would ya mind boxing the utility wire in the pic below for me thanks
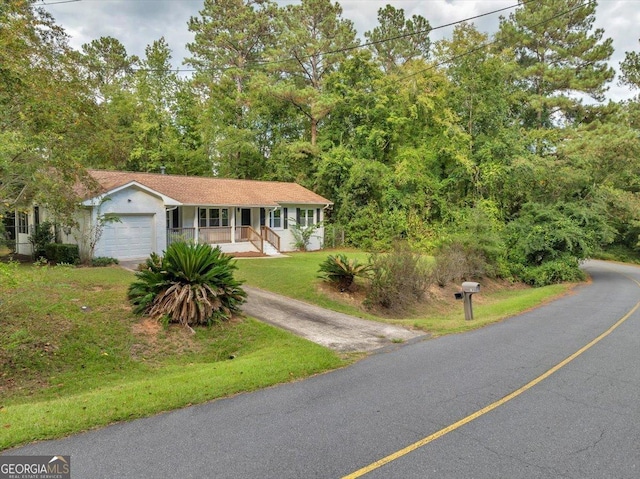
[79,0,541,74]
[397,0,593,83]
[251,0,543,68]
[40,0,81,5]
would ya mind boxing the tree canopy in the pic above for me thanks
[2,0,639,281]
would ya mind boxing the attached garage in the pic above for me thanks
[99,214,155,260]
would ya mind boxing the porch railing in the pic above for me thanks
[245,226,263,253]
[167,227,196,245]
[261,226,280,251]
[199,227,232,244]
[235,226,250,242]
[167,226,280,254]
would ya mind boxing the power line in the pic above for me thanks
[396,0,593,84]
[129,0,539,74]
[319,0,542,58]
[40,0,81,5]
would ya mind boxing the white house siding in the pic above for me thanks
[91,186,166,260]
[278,204,325,252]
[182,206,196,229]
[15,207,54,256]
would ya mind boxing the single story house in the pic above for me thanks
[9,169,333,260]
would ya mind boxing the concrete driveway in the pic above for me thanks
[121,261,425,352]
[242,285,425,352]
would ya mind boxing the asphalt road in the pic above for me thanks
[5,260,640,478]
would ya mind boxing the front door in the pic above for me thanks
[241,209,251,226]
[240,209,251,240]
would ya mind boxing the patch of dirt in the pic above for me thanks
[316,281,368,309]
[131,317,163,337]
[315,277,531,319]
[130,318,204,363]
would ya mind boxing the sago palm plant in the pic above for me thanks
[318,253,371,291]
[128,243,246,327]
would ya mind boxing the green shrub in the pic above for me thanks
[318,253,371,291]
[44,243,79,264]
[289,220,321,251]
[91,256,119,267]
[505,201,614,267]
[516,256,586,287]
[127,243,247,327]
[28,221,55,259]
[365,241,429,312]
[431,204,508,286]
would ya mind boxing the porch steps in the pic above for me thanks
[263,242,280,256]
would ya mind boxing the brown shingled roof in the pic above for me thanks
[85,170,332,207]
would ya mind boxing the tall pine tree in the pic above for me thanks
[497,0,614,129]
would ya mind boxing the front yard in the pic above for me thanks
[0,250,572,450]
[0,262,345,450]
[235,250,571,336]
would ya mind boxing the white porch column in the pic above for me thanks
[231,207,236,244]
[193,207,199,244]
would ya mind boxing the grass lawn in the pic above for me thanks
[235,250,573,336]
[0,263,346,450]
[1,249,574,450]
[236,249,380,319]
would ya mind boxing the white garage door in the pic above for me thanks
[100,215,154,260]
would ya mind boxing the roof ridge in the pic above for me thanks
[87,169,295,185]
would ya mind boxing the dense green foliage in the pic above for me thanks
[128,243,246,326]
[28,221,55,259]
[3,0,640,283]
[90,256,119,267]
[44,243,80,264]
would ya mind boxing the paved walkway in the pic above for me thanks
[242,286,425,352]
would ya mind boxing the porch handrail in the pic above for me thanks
[199,226,232,244]
[167,227,196,246]
[246,226,263,253]
[261,226,280,252]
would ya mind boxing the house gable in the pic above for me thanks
[81,181,180,208]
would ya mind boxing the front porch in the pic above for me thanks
[167,225,281,256]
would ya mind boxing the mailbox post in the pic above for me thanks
[454,281,480,321]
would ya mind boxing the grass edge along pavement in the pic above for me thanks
[0,322,346,450]
[234,250,574,337]
[1,251,573,450]
[0,264,346,451]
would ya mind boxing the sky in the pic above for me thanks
[41,0,640,102]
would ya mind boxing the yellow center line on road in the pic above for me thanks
[343,295,640,479]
